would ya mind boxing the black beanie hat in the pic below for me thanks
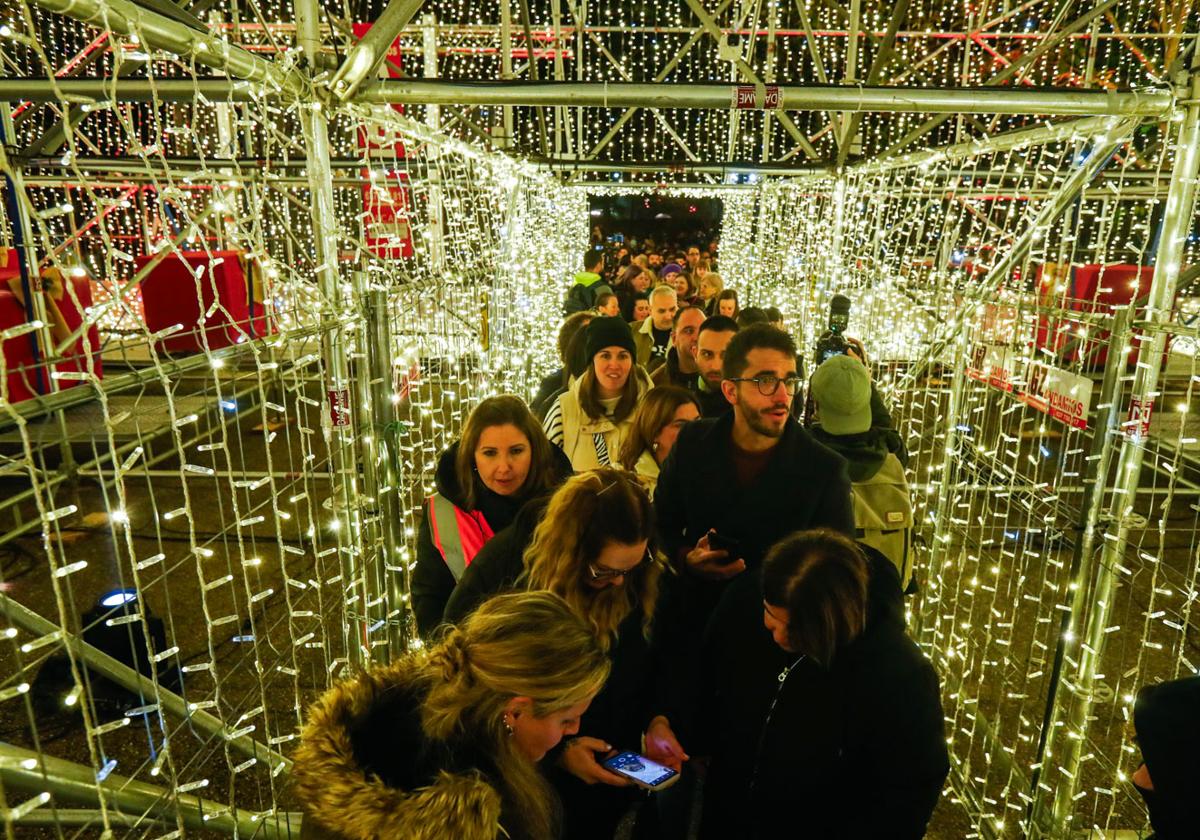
[585,316,637,361]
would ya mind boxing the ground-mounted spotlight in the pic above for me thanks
[30,588,180,718]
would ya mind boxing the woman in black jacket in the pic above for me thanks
[444,469,687,840]
[696,529,948,839]
[293,592,611,840]
[412,396,571,637]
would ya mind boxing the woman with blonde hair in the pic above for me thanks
[543,317,653,472]
[618,386,700,498]
[293,591,611,840]
[444,469,687,840]
[697,272,724,315]
[414,395,571,636]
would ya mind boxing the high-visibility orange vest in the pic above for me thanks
[427,494,495,581]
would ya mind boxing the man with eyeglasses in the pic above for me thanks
[656,323,854,580]
[650,325,854,837]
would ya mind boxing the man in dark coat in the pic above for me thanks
[691,315,738,418]
[1132,674,1200,838]
[651,306,705,389]
[653,324,854,735]
[695,539,949,838]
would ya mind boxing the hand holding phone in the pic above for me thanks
[560,737,630,787]
[684,531,745,580]
[601,751,680,790]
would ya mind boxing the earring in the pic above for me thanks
[652,442,659,452]
[502,714,514,736]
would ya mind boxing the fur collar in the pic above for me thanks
[292,658,503,840]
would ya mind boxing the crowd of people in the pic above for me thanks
[292,238,1195,840]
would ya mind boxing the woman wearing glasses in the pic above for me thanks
[444,469,687,840]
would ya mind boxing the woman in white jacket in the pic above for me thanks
[544,316,653,471]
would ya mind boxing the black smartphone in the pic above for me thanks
[706,530,741,562]
[601,751,679,790]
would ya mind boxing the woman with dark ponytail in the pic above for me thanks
[293,592,610,840]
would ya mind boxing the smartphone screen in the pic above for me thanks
[602,751,678,788]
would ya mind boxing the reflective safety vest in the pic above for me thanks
[427,494,495,582]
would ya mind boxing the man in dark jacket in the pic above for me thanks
[653,325,854,737]
[692,315,738,418]
[696,535,949,838]
[563,248,612,315]
[1132,675,1200,838]
[651,305,705,389]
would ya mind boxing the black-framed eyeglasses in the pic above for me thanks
[727,375,803,397]
[588,547,654,580]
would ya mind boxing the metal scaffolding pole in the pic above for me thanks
[0,593,292,772]
[329,0,427,100]
[28,0,302,97]
[294,0,365,669]
[354,80,1175,117]
[1036,58,1200,838]
[0,742,298,839]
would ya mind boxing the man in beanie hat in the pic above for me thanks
[810,354,914,589]
[544,316,653,471]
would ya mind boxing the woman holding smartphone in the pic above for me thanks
[444,469,688,840]
[293,592,610,840]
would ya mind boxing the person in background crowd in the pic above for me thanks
[697,273,723,316]
[648,252,664,270]
[564,249,612,316]
[652,306,705,389]
[533,313,594,420]
[694,258,711,283]
[809,354,915,589]
[763,305,784,331]
[629,292,651,324]
[594,292,621,318]
[661,262,683,284]
[1130,674,1200,839]
[715,288,739,320]
[632,285,679,372]
[293,592,610,840]
[685,245,701,273]
[620,268,654,321]
[544,317,654,471]
[670,271,700,310]
[444,470,687,840]
[413,396,571,637]
[619,387,701,499]
[692,316,739,418]
[737,306,769,328]
[696,529,948,838]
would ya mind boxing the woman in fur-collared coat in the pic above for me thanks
[292,592,611,840]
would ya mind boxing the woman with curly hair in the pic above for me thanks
[293,591,610,840]
[444,469,687,840]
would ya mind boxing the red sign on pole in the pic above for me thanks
[733,85,782,109]
[329,388,351,427]
[1126,397,1153,439]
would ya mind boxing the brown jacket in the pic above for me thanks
[292,658,504,840]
